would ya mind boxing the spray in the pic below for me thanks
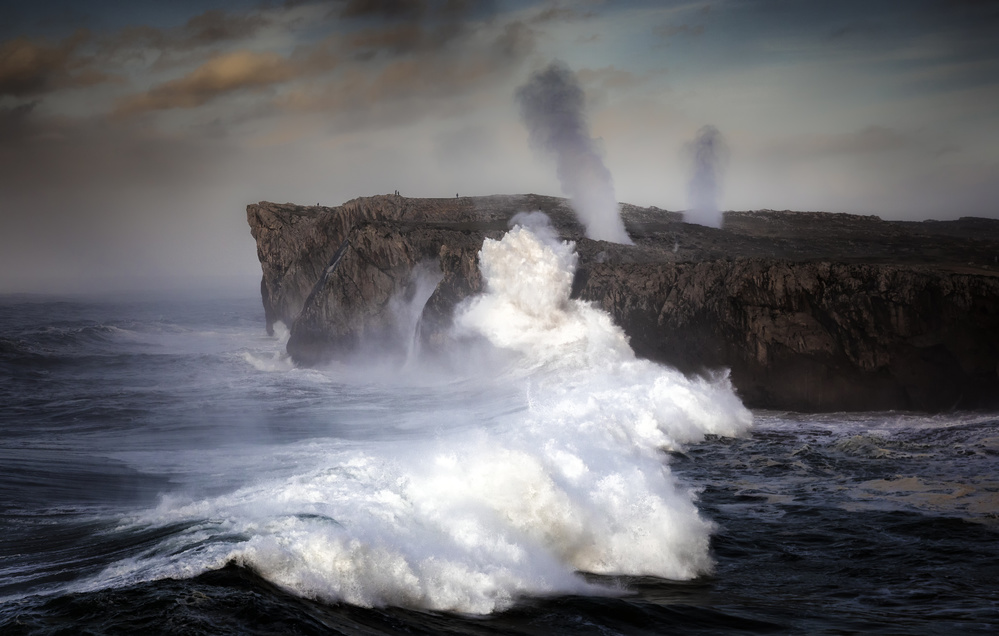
[82,219,752,615]
[684,125,727,228]
[516,61,632,244]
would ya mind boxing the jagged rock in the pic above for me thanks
[575,259,999,411]
[287,220,498,364]
[247,194,999,412]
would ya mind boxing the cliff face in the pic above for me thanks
[576,260,999,411]
[246,195,575,336]
[247,194,999,412]
[287,221,498,365]
[248,197,424,335]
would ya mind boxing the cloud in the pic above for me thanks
[101,8,273,58]
[182,9,271,48]
[337,0,429,19]
[577,66,645,91]
[114,50,298,116]
[530,3,596,24]
[493,20,536,59]
[347,23,439,55]
[0,30,113,97]
[278,54,499,121]
[339,0,500,58]
[764,125,911,161]
[275,17,534,126]
[334,0,499,22]
[105,0,526,121]
[653,23,705,39]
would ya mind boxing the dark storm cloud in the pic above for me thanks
[346,21,470,56]
[114,50,298,117]
[337,0,500,58]
[0,6,276,102]
[278,37,530,123]
[105,0,526,119]
[182,9,271,48]
[650,0,998,77]
[99,7,272,63]
[335,0,491,20]
[0,30,115,97]
[933,0,999,29]
[347,23,427,54]
[529,3,597,24]
[273,9,535,126]
[338,0,428,19]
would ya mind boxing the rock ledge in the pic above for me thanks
[247,194,999,412]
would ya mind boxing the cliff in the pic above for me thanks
[247,194,999,412]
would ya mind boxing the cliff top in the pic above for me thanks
[251,194,999,275]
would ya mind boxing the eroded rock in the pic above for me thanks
[247,194,999,411]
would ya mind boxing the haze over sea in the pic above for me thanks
[1,224,997,634]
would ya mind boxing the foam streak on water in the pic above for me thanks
[2,287,999,632]
[75,222,752,614]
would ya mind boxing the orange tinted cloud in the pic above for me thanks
[0,31,111,97]
[114,50,297,116]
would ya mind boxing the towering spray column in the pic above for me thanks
[684,125,727,228]
[516,61,632,245]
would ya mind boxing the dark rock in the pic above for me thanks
[247,194,999,412]
[287,220,497,364]
[575,259,999,411]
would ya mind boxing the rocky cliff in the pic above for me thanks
[247,194,999,412]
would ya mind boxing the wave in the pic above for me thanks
[81,217,752,614]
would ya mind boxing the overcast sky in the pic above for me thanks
[2,0,997,293]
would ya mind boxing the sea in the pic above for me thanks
[1,223,998,635]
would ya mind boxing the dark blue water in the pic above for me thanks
[1,293,997,634]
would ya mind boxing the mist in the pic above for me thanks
[684,125,727,228]
[515,61,632,244]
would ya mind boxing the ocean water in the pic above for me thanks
[1,225,998,634]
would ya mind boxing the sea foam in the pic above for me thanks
[92,217,752,613]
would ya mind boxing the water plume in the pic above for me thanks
[516,61,632,244]
[83,218,751,615]
[684,125,727,228]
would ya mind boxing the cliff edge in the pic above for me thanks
[247,194,999,412]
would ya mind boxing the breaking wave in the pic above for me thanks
[83,219,751,614]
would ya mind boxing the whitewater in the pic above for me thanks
[1,217,997,634]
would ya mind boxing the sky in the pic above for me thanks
[1,0,997,293]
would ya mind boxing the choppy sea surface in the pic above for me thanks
[2,227,998,634]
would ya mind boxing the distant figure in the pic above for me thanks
[456,192,459,198]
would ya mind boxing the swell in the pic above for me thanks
[0,564,782,636]
[5,494,996,636]
[41,222,751,615]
